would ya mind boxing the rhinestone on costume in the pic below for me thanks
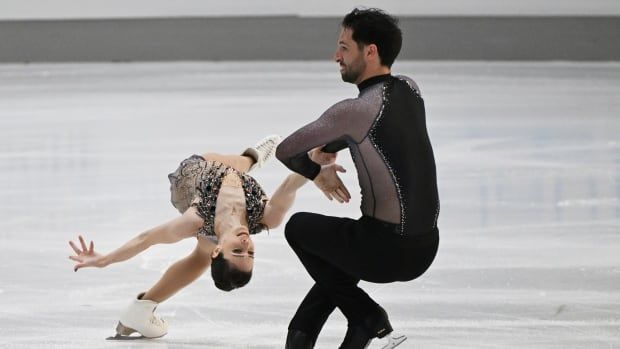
[368,79,406,234]
[193,160,268,239]
[398,76,422,98]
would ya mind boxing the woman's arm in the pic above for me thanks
[69,207,203,271]
[260,173,308,229]
[260,147,338,229]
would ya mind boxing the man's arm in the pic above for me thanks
[321,140,349,154]
[262,147,341,228]
[276,98,364,180]
[69,208,203,271]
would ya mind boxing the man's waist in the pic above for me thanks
[359,215,438,237]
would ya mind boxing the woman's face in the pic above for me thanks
[212,227,255,272]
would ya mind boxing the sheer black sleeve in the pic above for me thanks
[276,98,368,179]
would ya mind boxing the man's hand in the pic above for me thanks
[69,235,105,272]
[309,147,337,166]
[313,163,351,203]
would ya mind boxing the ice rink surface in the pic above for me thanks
[0,61,619,348]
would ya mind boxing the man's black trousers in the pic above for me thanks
[285,212,439,340]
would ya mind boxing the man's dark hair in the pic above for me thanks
[341,8,402,68]
[211,253,252,291]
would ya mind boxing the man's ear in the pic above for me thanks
[211,245,222,259]
[366,44,379,59]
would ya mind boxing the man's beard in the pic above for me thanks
[340,59,365,84]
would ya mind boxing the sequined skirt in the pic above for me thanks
[168,154,211,214]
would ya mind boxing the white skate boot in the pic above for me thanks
[107,293,168,340]
[242,134,282,172]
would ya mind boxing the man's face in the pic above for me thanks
[334,27,366,84]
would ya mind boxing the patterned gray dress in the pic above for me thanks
[168,155,268,239]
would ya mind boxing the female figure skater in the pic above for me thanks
[68,136,336,339]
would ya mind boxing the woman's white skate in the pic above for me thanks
[243,134,282,172]
[106,293,168,340]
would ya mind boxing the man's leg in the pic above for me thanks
[284,213,390,343]
[287,284,336,347]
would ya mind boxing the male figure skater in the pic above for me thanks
[276,8,440,349]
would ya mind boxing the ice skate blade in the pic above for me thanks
[106,322,142,340]
[106,334,147,341]
[380,334,407,349]
[106,321,167,340]
[116,321,136,336]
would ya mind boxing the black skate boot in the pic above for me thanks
[339,307,406,349]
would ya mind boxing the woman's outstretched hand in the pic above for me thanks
[69,235,105,272]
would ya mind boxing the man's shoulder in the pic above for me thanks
[393,74,416,85]
[330,96,367,110]
[322,95,378,119]
[393,74,422,95]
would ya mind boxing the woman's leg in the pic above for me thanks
[201,135,281,173]
[201,152,255,173]
[142,240,212,303]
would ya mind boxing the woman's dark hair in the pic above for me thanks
[341,8,402,68]
[211,253,252,291]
